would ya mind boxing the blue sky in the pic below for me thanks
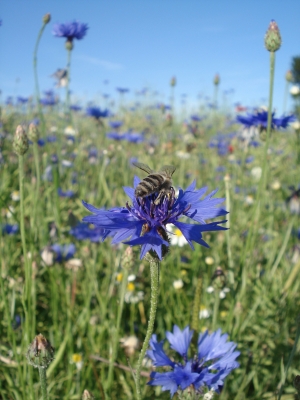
[1,0,300,114]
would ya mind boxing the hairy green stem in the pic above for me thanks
[38,367,48,400]
[224,176,234,285]
[135,260,159,400]
[239,51,276,292]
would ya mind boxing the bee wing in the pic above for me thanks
[159,165,176,177]
[132,162,154,174]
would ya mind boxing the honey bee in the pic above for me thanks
[132,162,176,205]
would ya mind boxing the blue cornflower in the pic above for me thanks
[51,243,76,262]
[237,110,295,130]
[116,87,129,94]
[70,222,106,243]
[109,120,123,129]
[147,325,240,398]
[123,131,144,143]
[40,97,56,106]
[58,188,75,198]
[70,105,82,112]
[52,21,88,41]
[106,131,125,141]
[82,178,228,260]
[17,96,29,104]
[86,107,109,119]
[190,114,203,122]
[2,224,19,235]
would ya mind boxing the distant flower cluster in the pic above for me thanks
[237,110,295,130]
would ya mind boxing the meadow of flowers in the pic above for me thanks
[1,15,300,400]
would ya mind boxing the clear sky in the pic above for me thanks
[1,0,300,114]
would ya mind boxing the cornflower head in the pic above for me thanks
[52,20,88,49]
[147,325,240,398]
[86,106,110,120]
[82,175,228,261]
[236,109,295,131]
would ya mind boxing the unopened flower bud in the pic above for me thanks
[170,76,176,87]
[285,70,293,83]
[26,334,54,369]
[82,390,95,399]
[264,20,281,52]
[213,74,220,86]
[28,123,39,142]
[13,125,29,155]
[43,13,51,24]
[65,39,74,51]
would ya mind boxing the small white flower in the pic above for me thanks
[128,274,136,282]
[271,180,281,190]
[206,286,214,294]
[168,224,188,247]
[41,248,54,266]
[290,85,300,96]
[199,307,210,319]
[251,166,262,180]
[173,279,184,290]
[62,160,73,168]
[176,150,190,159]
[120,335,139,356]
[50,126,57,133]
[203,389,215,400]
[292,121,300,131]
[11,191,20,201]
[124,291,144,304]
[245,195,254,205]
[64,126,77,136]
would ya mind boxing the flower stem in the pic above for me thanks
[107,267,128,390]
[66,48,72,122]
[135,259,160,400]
[191,277,202,332]
[19,155,32,340]
[38,367,48,400]
[33,22,47,135]
[239,51,276,292]
[32,142,41,242]
[212,290,220,331]
[277,316,300,400]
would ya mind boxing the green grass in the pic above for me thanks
[0,106,300,399]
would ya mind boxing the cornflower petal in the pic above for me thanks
[166,325,194,357]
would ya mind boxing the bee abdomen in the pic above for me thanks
[135,174,165,197]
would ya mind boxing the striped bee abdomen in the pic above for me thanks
[135,174,165,197]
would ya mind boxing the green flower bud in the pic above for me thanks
[213,74,220,86]
[82,390,95,400]
[170,76,176,87]
[65,39,74,51]
[43,13,51,24]
[285,70,293,83]
[13,125,29,155]
[28,123,39,143]
[26,334,54,369]
[264,20,281,52]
